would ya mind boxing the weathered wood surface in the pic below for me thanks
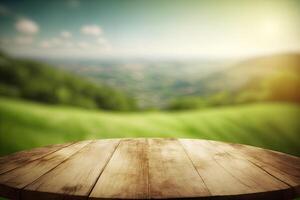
[0,138,299,200]
[90,139,148,199]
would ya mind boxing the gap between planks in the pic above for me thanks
[1,138,298,200]
[1,137,212,198]
[85,139,122,198]
[0,142,75,176]
[17,141,93,198]
[179,139,293,199]
[177,139,212,196]
[0,141,93,199]
[207,140,296,192]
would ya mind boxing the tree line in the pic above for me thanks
[0,52,137,111]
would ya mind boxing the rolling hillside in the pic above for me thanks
[50,59,231,108]
[195,53,300,95]
[0,52,136,111]
[51,53,300,108]
[168,53,300,110]
[1,97,299,156]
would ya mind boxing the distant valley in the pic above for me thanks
[47,53,300,109]
[48,59,233,108]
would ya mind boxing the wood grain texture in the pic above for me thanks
[209,140,300,195]
[0,141,90,199]
[0,143,71,175]
[89,139,149,199]
[148,138,210,199]
[22,139,120,200]
[180,139,293,199]
[0,138,299,200]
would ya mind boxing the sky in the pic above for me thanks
[0,0,300,59]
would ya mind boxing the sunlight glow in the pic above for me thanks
[259,17,284,41]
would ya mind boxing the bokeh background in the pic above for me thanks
[0,0,299,158]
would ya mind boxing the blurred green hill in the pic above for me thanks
[1,52,299,111]
[0,52,136,111]
[0,97,299,156]
[51,53,300,109]
[168,53,300,110]
[0,52,299,158]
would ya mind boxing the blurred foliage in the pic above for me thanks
[167,92,232,111]
[0,52,137,111]
[60,53,300,110]
[1,51,299,112]
[1,97,299,157]
[235,70,300,104]
[167,67,300,110]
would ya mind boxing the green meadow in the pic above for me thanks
[1,97,299,156]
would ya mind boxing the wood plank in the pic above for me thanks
[0,143,72,175]
[180,139,292,199]
[148,138,210,199]
[22,139,120,200]
[89,139,149,200]
[210,141,300,194]
[180,139,255,196]
[0,138,298,200]
[0,141,90,199]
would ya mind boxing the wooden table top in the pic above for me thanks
[0,138,299,200]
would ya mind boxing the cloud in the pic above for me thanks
[96,37,107,45]
[15,18,39,35]
[40,41,51,48]
[81,25,102,36]
[39,37,61,48]
[96,37,111,50]
[61,31,72,38]
[77,41,89,48]
[62,41,74,48]
[50,37,62,45]
[15,36,34,45]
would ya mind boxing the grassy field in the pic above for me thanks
[0,97,299,156]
